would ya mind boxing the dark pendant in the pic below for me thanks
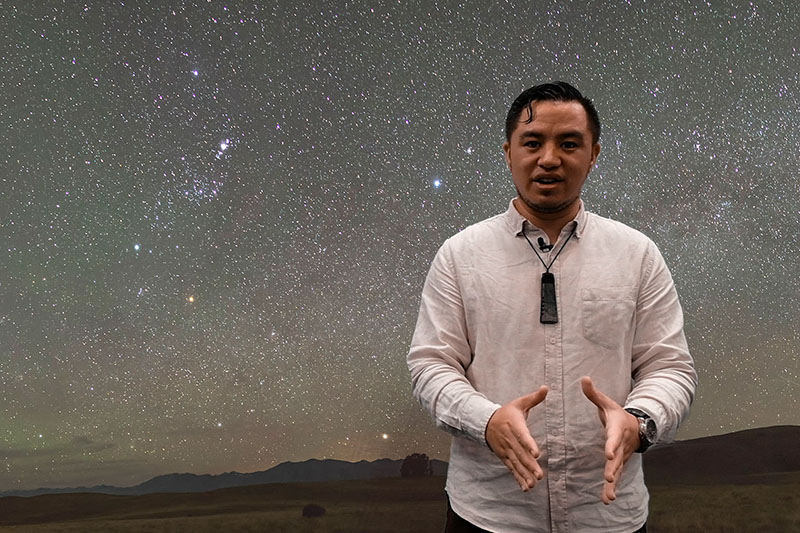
[540,272,558,324]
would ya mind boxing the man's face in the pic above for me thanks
[503,101,600,220]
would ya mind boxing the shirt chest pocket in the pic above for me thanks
[581,287,637,349]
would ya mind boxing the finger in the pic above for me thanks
[519,450,543,482]
[516,385,549,414]
[503,456,532,491]
[605,424,623,461]
[603,479,616,504]
[517,424,541,459]
[510,429,544,482]
[502,447,539,491]
[604,442,624,483]
[508,414,544,478]
[612,452,624,482]
[603,442,625,504]
[488,410,542,489]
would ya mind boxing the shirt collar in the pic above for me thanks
[503,198,589,240]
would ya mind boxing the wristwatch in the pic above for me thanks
[624,408,657,453]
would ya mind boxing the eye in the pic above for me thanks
[562,141,578,149]
[524,141,540,148]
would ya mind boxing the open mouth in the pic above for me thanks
[534,177,560,184]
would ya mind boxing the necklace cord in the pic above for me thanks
[521,224,577,272]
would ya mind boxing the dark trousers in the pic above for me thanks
[445,498,647,532]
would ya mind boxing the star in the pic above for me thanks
[5,0,798,494]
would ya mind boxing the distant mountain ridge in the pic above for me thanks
[643,424,800,484]
[0,457,449,498]
[3,425,797,498]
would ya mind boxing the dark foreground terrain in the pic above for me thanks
[2,472,799,532]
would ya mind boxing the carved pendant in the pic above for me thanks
[540,272,558,324]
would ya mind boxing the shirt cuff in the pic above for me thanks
[460,395,502,445]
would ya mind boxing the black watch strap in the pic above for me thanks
[624,408,657,453]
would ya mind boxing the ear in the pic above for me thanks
[503,141,512,171]
[589,143,601,169]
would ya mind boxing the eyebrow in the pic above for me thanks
[518,130,586,140]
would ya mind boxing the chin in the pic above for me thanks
[524,196,576,215]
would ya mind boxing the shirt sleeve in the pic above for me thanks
[407,241,501,445]
[625,240,698,444]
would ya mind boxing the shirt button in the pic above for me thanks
[549,337,557,344]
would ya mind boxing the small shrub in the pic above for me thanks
[401,453,432,477]
[302,503,326,518]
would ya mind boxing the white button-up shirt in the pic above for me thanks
[408,200,697,532]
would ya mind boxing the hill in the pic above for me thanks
[0,457,449,498]
[1,425,797,499]
[1,426,798,531]
[643,425,800,484]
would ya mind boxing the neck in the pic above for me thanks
[513,197,580,243]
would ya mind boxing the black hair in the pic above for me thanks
[505,81,600,144]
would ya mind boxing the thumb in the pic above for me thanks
[580,376,610,409]
[516,385,549,415]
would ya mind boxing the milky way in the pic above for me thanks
[2,1,798,490]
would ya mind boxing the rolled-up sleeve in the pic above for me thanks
[626,240,698,444]
[407,242,501,445]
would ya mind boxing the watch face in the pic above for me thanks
[625,408,656,451]
[642,418,656,443]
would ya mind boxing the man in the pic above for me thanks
[408,82,697,532]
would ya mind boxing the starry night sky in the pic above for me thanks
[2,1,798,491]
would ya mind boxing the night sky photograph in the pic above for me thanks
[2,0,799,497]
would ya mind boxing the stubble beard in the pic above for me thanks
[516,187,580,216]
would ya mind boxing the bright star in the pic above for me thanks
[133,244,140,251]
[433,179,441,188]
[191,70,199,77]
[382,433,389,440]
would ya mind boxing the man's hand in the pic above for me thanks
[581,376,640,505]
[485,386,549,492]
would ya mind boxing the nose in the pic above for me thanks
[538,144,560,168]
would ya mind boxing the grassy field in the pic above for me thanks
[647,476,800,533]
[1,474,798,532]
[0,477,448,532]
